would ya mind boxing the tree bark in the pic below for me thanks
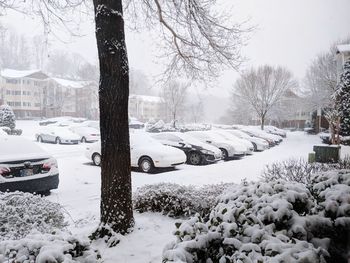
[260,114,265,130]
[93,0,134,234]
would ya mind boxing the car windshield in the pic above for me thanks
[131,132,162,146]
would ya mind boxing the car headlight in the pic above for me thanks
[200,149,213,155]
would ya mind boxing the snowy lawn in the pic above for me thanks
[13,120,350,262]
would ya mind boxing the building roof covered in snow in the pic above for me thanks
[51,77,94,89]
[0,69,49,80]
[336,44,350,53]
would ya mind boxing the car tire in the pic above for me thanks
[252,142,257,152]
[92,153,101,166]
[55,137,61,144]
[188,151,202,165]
[220,148,229,160]
[139,157,154,173]
[81,137,86,143]
[37,136,43,143]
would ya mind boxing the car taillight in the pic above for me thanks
[42,158,58,172]
[0,166,11,178]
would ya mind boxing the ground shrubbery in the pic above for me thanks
[0,192,67,241]
[163,170,350,263]
[0,192,101,262]
[133,183,235,218]
[261,157,350,186]
[0,231,101,263]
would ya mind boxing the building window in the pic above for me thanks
[6,79,18,84]
[6,90,11,95]
[35,103,41,107]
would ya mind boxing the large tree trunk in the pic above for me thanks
[93,0,134,234]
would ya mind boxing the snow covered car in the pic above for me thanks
[85,132,187,173]
[35,126,81,144]
[186,130,247,159]
[212,130,255,155]
[151,132,222,165]
[80,120,100,130]
[39,116,86,126]
[69,126,100,143]
[0,136,59,193]
[240,127,282,146]
[226,129,269,151]
[264,125,287,138]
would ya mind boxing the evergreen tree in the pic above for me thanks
[0,104,16,130]
[335,60,350,135]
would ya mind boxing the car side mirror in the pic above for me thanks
[179,142,185,147]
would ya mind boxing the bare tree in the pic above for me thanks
[1,0,249,235]
[189,99,204,123]
[233,65,297,130]
[161,80,189,126]
[303,37,350,141]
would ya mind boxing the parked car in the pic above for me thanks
[0,136,59,193]
[39,116,86,126]
[186,130,247,159]
[264,125,287,138]
[225,129,269,151]
[80,120,100,130]
[35,126,81,144]
[240,127,282,146]
[212,130,255,155]
[69,126,100,143]
[151,132,222,165]
[85,132,187,173]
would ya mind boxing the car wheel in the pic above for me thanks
[139,157,154,173]
[188,151,202,165]
[252,142,257,151]
[37,136,43,143]
[92,153,101,166]
[220,148,229,160]
[55,137,61,144]
[81,137,86,143]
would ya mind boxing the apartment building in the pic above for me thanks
[336,44,350,80]
[0,69,98,119]
[129,94,164,122]
[0,69,49,118]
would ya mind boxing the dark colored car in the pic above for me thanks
[0,136,59,194]
[151,132,222,165]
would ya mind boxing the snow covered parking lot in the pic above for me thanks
[11,120,350,262]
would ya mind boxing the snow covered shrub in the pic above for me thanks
[133,183,234,218]
[163,171,350,263]
[0,192,67,241]
[261,157,350,187]
[0,231,101,263]
[1,127,22,135]
[0,104,16,130]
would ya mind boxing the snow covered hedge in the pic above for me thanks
[0,231,101,263]
[133,183,234,218]
[0,192,67,241]
[163,170,350,262]
[0,192,101,262]
[261,157,350,187]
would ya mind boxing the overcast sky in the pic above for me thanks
[1,0,350,100]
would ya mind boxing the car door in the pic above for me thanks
[129,136,138,167]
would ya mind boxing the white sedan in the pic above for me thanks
[226,129,269,151]
[186,130,248,160]
[69,126,100,143]
[85,132,187,173]
[213,130,255,155]
[35,126,81,144]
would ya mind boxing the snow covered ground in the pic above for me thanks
[14,120,350,262]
